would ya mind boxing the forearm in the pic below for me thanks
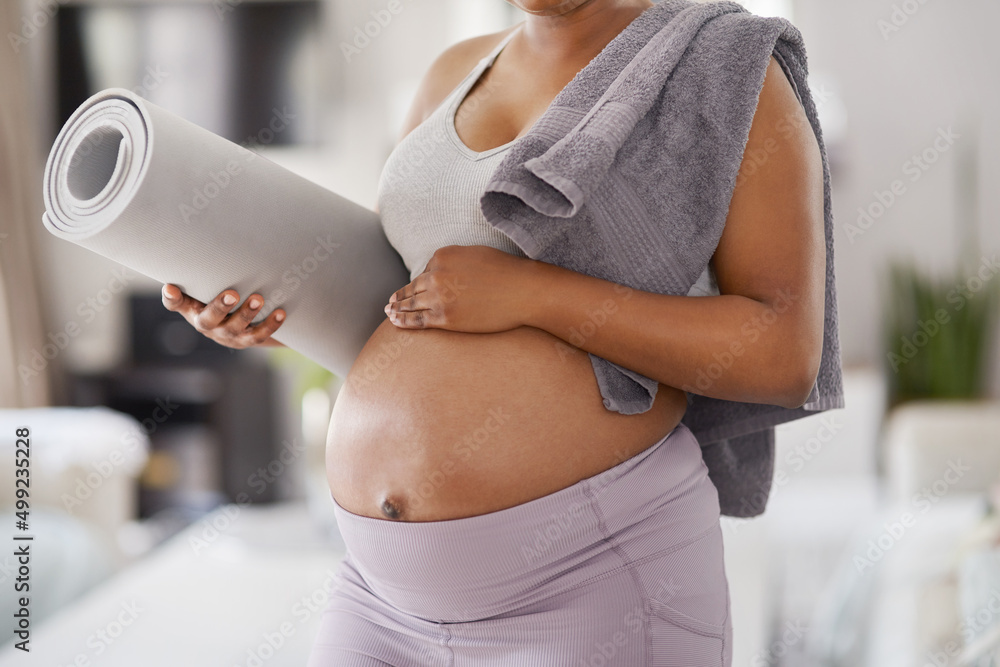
[522,260,817,409]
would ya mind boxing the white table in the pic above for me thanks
[0,501,347,667]
[862,497,988,667]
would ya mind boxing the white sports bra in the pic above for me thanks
[377,28,719,295]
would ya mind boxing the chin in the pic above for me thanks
[506,0,598,16]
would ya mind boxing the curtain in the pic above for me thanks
[0,1,52,407]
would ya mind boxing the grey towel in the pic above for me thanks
[481,0,845,517]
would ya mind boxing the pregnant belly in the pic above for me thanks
[325,319,688,522]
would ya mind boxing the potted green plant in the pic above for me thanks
[882,258,999,408]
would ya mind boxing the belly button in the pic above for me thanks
[380,497,403,520]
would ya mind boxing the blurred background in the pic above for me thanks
[1,0,998,665]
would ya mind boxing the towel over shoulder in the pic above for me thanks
[480,0,844,518]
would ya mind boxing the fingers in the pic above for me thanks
[247,308,286,345]
[223,297,284,346]
[230,293,264,329]
[202,291,286,346]
[162,284,285,347]
[161,283,205,314]
[193,289,240,332]
[390,290,427,313]
[387,274,441,328]
[389,275,426,305]
[385,291,437,328]
[386,307,435,329]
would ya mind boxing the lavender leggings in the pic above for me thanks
[308,422,732,666]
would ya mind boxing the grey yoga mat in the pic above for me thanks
[42,88,409,377]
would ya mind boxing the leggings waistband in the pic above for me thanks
[331,422,720,623]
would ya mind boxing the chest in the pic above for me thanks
[452,57,587,154]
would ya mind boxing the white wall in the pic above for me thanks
[792,0,1000,394]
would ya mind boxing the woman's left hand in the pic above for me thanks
[384,245,538,333]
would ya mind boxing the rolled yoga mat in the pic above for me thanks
[42,88,409,377]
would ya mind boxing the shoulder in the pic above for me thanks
[756,55,802,119]
[396,26,520,142]
[748,55,816,161]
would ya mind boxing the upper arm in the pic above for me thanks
[710,56,826,394]
[395,28,517,143]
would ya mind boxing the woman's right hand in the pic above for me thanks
[161,284,286,349]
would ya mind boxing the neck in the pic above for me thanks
[516,0,655,62]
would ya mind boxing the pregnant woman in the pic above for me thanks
[163,0,829,664]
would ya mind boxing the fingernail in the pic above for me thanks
[163,286,175,300]
[275,311,285,322]
[249,298,261,309]
[223,294,237,306]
